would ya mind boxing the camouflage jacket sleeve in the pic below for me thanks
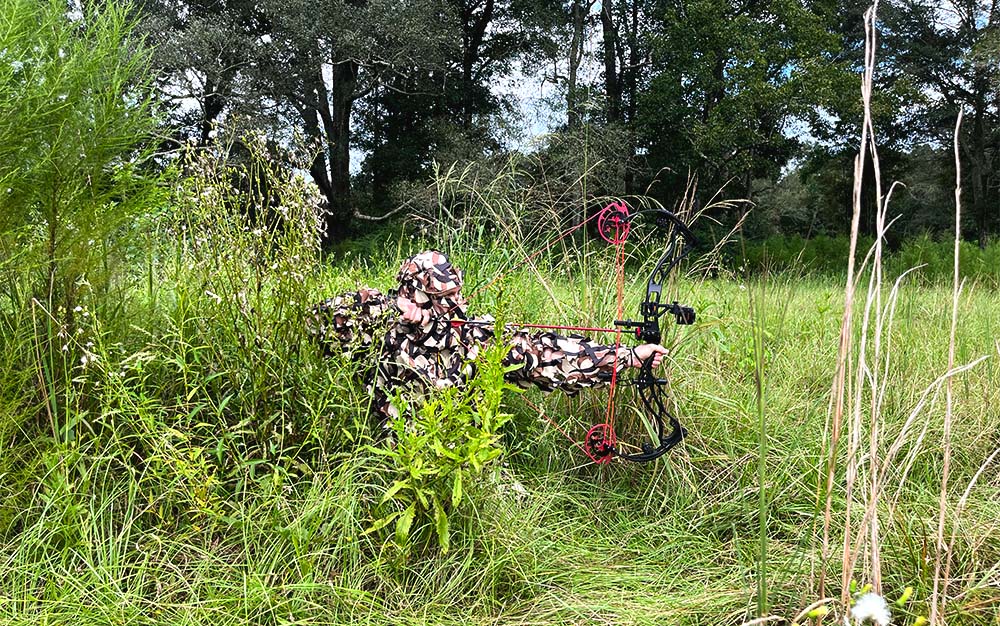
[307,287,393,357]
[502,329,634,395]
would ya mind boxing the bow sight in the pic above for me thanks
[615,301,696,342]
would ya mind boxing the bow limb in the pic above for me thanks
[613,357,687,463]
[632,209,698,340]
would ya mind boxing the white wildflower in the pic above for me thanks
[852,593,891,626]
[11,60,23,72]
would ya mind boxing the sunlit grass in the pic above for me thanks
[1,119,998,626]
[3,254,997,624]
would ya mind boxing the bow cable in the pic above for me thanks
[598,212,629,464]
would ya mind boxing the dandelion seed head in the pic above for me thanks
[852,593,891,626]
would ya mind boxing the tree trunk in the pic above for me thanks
[302,106,333,200]
[322,60,359,246]
[971,76,988,246]
[371,86,390,203]
[601,2,621,124]
[567,0,585,127]
[461,0,494,128]
[200,73,230,146]
[704,55,725,122]
[298,67,338,245]
[623,0,640,194]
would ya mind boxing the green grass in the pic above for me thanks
[2,250,998,624]
[1,120,997,625]
[2,3,997,621]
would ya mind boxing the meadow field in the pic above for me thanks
[2,3,999,621]
[2,209,998,624]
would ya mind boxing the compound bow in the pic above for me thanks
[442,201,697,464]
[581,201,697,464]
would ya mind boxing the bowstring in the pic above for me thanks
[602,217,629,457]
[448,209,609,460]
[438,205,626,463]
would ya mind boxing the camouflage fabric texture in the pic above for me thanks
[309,250,634,423]
[307,287,393,358]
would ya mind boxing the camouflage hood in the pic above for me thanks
[395,250,469,320]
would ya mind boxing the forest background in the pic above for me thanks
[142,0,1000,253]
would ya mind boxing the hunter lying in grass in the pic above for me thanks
[309,250,668,430]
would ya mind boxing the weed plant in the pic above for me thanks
[4,136,1000,625]
[8,165,998,626]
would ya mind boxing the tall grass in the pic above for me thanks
[812,6,995,625]
[4,242,999,625]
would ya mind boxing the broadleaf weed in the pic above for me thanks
[368,342,519,554]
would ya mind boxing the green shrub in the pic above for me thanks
[368,343,518,554]
[0,0,162,312]
[0,0,162,529]
[131,138,345,480]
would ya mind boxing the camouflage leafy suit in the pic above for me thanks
[309,251,637,425]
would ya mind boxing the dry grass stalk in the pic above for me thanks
[857,3,888,591]
[818,6,868,604]
[930,107,965,626]
[819,23,993,621]
[819,0,878,605]
[818,2,983,611]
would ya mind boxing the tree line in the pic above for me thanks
[137,0,1000,247]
